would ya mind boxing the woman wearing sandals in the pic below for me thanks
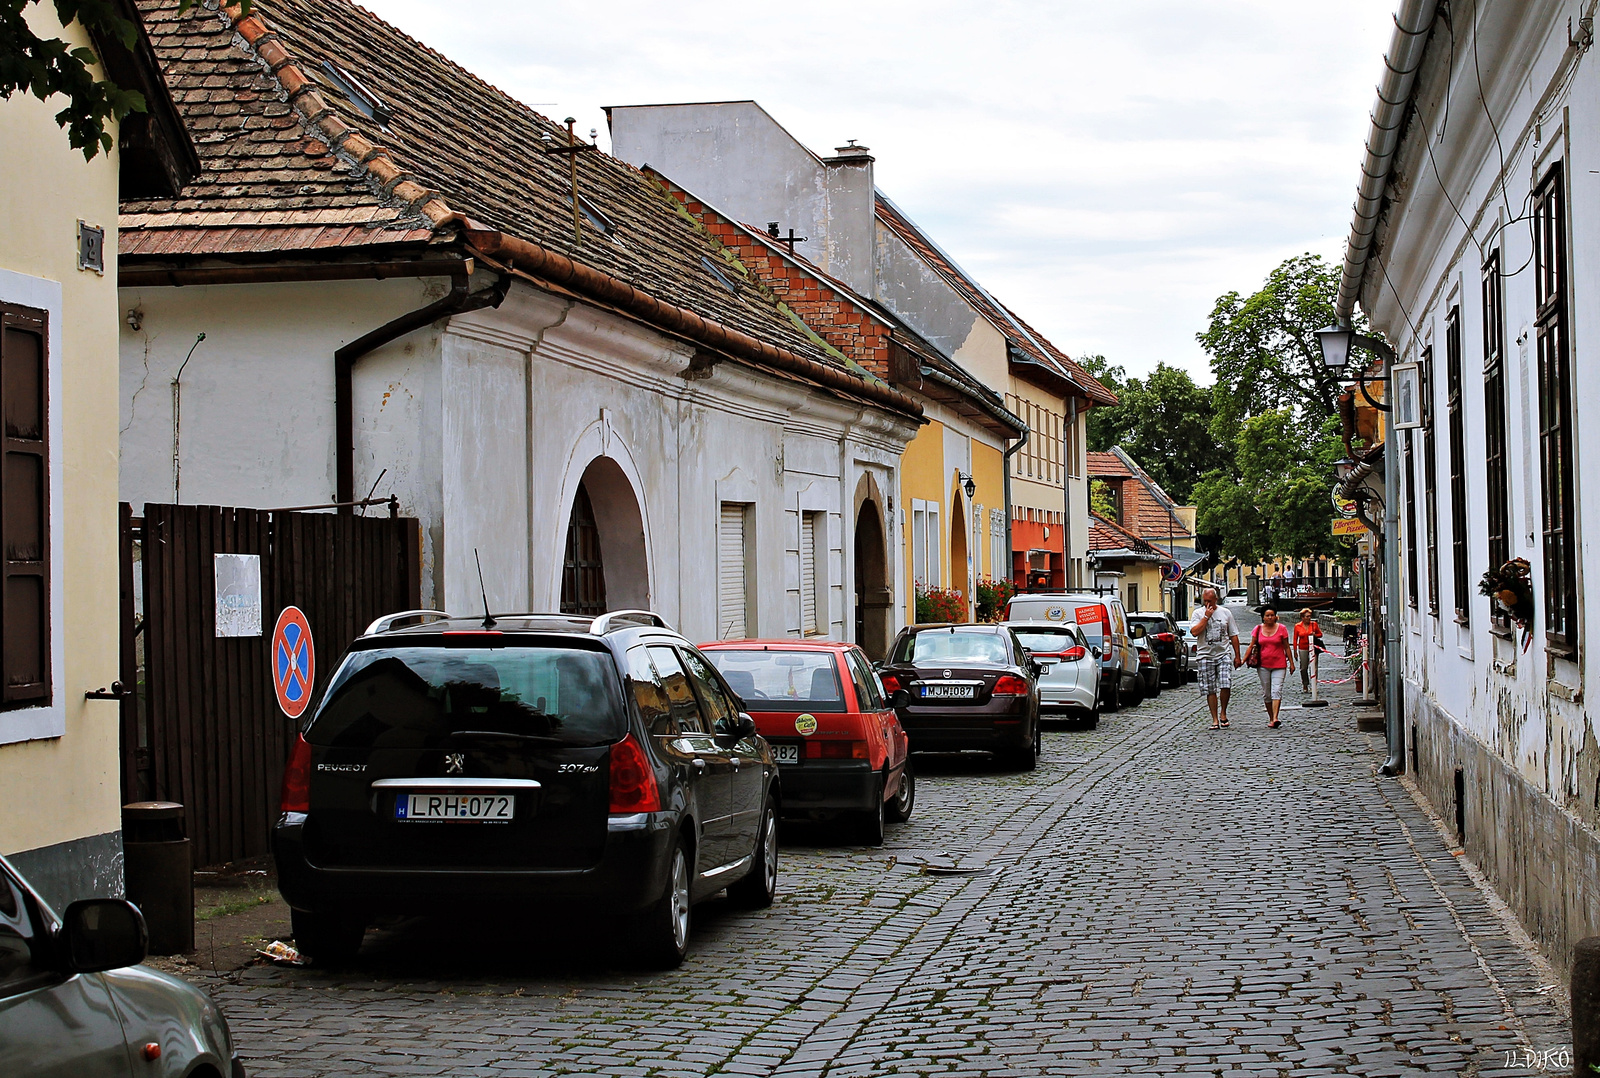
[1247,607,1295,728]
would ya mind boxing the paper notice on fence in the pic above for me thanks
[214,553,263,637]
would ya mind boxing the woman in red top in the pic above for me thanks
[1250,607,1294,727]
[1292,609,1323,692]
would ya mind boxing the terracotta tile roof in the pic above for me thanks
[873,194,1116,407]
[121,0,916,413]
[1087,447,1194,541]
[1088,513,1164,558]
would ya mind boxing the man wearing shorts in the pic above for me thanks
[1191,587,1242,729]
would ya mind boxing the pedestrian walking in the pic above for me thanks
[1293,608,1323,693]
[1246,607,1294,728]
[1190,587,1241,730]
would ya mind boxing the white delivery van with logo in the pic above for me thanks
[1004,592,1144,709]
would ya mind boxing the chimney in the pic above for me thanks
[824,139,873,164]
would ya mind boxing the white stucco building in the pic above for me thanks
[118,0,922,647]
[607,102,1115,599]
[1339,0,1600,975]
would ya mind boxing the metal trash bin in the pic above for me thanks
[122,801,193,955]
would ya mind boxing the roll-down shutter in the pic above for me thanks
[718,504,748,639]
[800,514,818,635]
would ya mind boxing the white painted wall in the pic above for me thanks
[1361,0,1593,801]
[121,274,918,649]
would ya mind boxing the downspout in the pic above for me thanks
[334,263,509,512]
[1334,0,1436,772]
[1003,427,1030,589]
[1063,398,1076,588]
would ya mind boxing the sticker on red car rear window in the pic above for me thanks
[795,714,818,736]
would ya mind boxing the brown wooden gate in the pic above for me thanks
[122,503,421,867]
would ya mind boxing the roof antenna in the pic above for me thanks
[474,548,496,629]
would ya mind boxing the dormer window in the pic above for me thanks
[319,60,392,127]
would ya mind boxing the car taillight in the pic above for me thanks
[993,674,1029,696]
[879,673,902,694]
[1155,632,1175,643]
[1100,607,1112,641]
[1061,646,1087,661]
[608,734,661,813]
[806,740,868,760]
[279,734,312,814]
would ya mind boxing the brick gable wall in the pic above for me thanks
[660,183,892,379]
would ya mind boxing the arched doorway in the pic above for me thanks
[559,456,649,615]
[949,492,968,606]
[854,500,891,659]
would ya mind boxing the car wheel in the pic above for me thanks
[633,838,692,968]
[729,796,778,909]
[1102,677,1121,712]
[855,777,886,846]
[291,908,365,967]
[886,760,916,823]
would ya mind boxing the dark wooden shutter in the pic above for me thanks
[0,304,49,708]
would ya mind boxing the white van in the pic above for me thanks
[1004,592,1143,709]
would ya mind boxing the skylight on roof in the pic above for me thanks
[700,256,742,295]
[320,60,392,127]
[567,194,614,237]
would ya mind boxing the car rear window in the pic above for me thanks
[1128,617,1168,636]
[702,650,846,712]
[305,646,626,748]
[895,630,1009,666]
[1011,627,1082,654]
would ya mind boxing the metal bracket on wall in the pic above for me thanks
[86,680,133,701]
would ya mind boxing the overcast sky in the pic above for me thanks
[360,0,1399,382]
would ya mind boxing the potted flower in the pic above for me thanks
[1478,557,1534,646]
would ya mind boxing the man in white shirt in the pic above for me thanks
[1191,587,1242,729]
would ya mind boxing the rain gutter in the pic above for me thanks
[460,226,925,421]
[1334,0,1440,325]
[334,262,509,511]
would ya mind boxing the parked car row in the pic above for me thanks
[1003,592,1195,708]
[267,602,1174,972]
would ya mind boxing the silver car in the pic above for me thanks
[1004,621,1100,723]
[0,854,243,1078]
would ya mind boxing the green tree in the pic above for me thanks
[1089,479,1116,520]
[2,0,149,158]
[1078,357,1222,503]
[1076,354,1132,452]
[1196,252,1362,442]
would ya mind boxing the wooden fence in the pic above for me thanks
[123,503,421,867]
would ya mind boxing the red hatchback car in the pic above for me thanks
[699,640,913,844]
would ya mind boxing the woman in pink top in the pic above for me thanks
[1249,608,1295,728]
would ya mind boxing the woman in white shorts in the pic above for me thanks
[1248,608,1295,728]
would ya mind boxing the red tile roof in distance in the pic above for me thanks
[122,0,921,416]
[1086,449,1192,541]
[1088,513,1164,557]
[873,194,1116,407]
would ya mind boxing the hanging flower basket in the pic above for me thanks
[1478,557,1534,647]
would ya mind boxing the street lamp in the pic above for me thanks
[1316,324,1353,369]
[958,472,976,499]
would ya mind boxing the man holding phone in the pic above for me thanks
[1191,587,1242,729]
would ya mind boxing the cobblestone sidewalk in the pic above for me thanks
[195,672,1571,1077]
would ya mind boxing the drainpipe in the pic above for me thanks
[1063,398,1076,588]
[1003,427,1030,589]
[1380,425,1405,774]
[334,263,509,512]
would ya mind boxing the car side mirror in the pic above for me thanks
[735,712,757,739]
[61,898,147,973]
[889,688,911,708]
[1091,646,1102,659]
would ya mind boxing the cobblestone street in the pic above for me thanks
[201,674,1571,1077]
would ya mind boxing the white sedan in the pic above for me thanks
[1004,621,1100,724]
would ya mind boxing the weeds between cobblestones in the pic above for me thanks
[187,676,1570,1076]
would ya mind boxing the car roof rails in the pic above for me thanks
[364,609,451,636]
[589,610,672,635]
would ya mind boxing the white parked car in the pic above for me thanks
[1003,621,1100,724]
[1176,625,1200,680]
[1223,589,1250,607]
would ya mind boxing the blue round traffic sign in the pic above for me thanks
[272,606,315,719]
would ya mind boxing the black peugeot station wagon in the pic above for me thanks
[273,610,779,969]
